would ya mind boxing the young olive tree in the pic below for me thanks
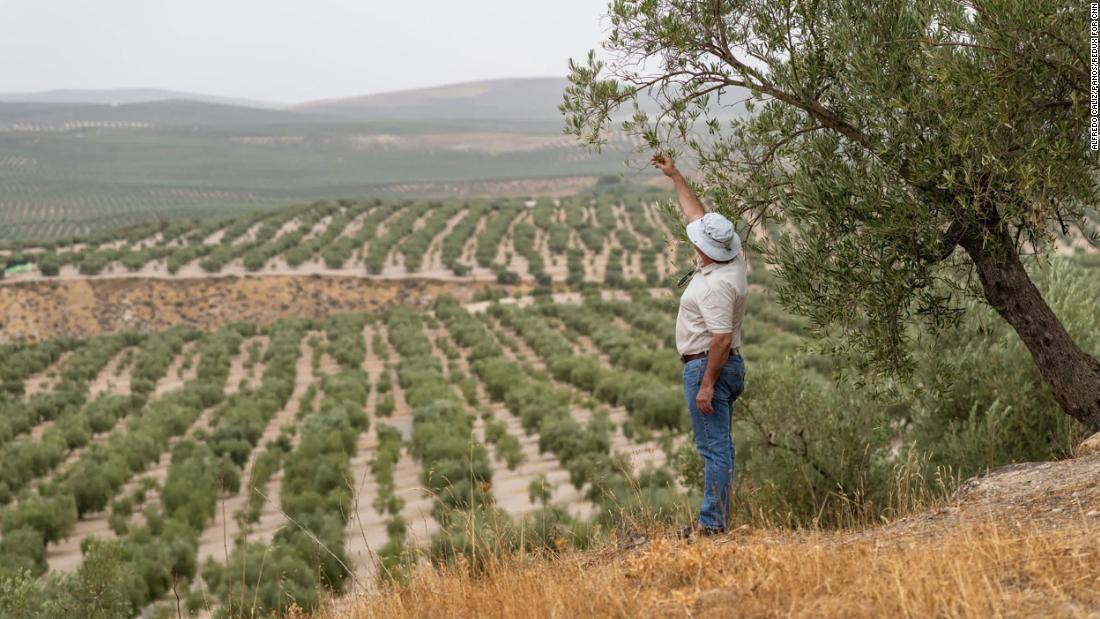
[563,0,1100,430]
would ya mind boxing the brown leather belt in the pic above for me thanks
[681,348,740,364]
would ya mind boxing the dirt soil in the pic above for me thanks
[866,452,1100,541]
[0,276,500,342]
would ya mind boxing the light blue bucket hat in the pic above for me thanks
[686,212,740,262]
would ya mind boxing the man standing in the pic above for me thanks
[652,154,748,538]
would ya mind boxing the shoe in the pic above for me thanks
[676,523,726,540]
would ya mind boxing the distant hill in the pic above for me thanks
[296,76,749,125]
[0,99,309,126]
[0,88,280,109]
[296,77,578,122]
[0,76,749,243]
[0,78,751,126]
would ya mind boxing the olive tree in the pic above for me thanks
[563,0,1100,430]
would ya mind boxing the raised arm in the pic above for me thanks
[651,155,705,223]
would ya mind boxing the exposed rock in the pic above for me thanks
[0,275,503,341]
[1078,432,1100,458]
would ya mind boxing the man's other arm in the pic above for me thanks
[652,155,705,224]
[696,332,732,415]
[695,284,737,415]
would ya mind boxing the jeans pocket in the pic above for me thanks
[723,359,745,399]
[683,359,702,381]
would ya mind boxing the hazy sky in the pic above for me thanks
[0,0,610,103]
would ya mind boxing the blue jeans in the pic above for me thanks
[683,354,745,530]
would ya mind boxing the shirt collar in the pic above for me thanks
[699,254,740,275]
[699,261,723,275]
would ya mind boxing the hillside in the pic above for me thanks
[2,198,1093,326]
[0,79,644,243]
[296,78,578,122]
[296,77,751,124]
[0,275,495,341]
[0,99,309,126]
[0,194,1096,617]
[0,88,280,108]
[0,196,684,309]
[329,449,1100,618]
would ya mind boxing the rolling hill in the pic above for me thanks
[296,77,575,122]
[0,76,756,243]
[295,77,750,124]
[0,99,310,126]
[0,87,279,109]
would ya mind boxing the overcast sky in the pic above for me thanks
[0,0,610,103]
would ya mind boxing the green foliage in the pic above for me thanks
[494,304,684,432]
[0,529,47,580]
[244,439,289,523]
[564,0,1096,381]
[9,191,690,294]
[428,507,517,572]
[2,494,77,545]
[475,202,524,268]
[0,338,77,396]
[399,202,463,271]
[370,424,405,517]
[440,203,485,275]
[902,259,1097,475]
[218,326,371,611]
[365,201,416,274]
[3,256,1095,616]
[325,313,368,369]
[0,543,134,618]
[527,474,553,506]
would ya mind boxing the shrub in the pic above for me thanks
[2,494,77,544]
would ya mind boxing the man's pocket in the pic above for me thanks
[719,358,745,401]
[683,358,705,384]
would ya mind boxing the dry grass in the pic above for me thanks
[317,511,1100,619]
[312,454,1100,618]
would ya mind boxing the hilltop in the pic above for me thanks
[329,448,1100,618]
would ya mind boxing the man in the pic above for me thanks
[652,154,748,538]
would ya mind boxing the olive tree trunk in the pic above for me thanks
[959,227,1100,432]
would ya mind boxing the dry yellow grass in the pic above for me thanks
[316,455,1100,619]
[319,516,1099,619]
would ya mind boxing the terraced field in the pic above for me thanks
[0,287,816,616]
[0,196,699,287]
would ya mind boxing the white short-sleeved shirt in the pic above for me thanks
[675,255,748,356]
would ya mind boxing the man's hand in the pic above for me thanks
[696,383,715,415]
[652,153,704,222]
[651,154,680,178]
[696,332,732,416]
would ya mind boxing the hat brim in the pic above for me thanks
[686,219,737,262]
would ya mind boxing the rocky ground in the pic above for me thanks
[0,275,504,342]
